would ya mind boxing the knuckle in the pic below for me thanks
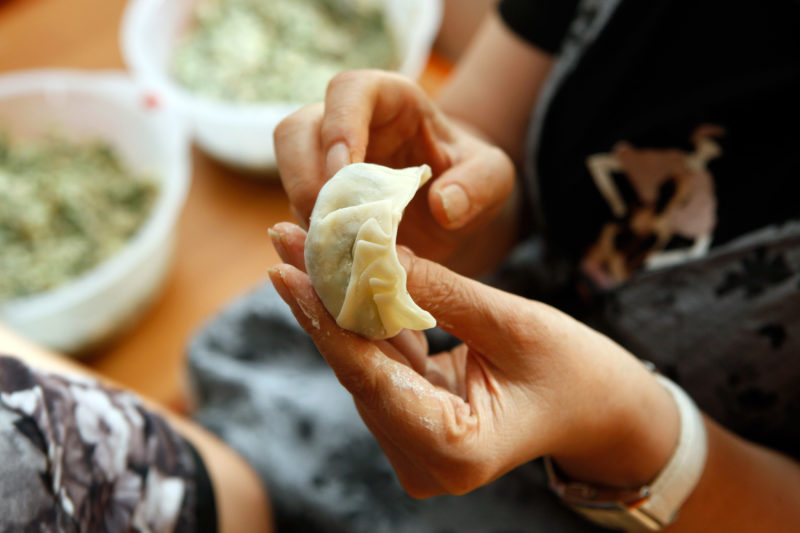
[324,70,379,113]
[406,258,478,323]
[327,69,366,91]
[428,453,493,496]
[274,103,322,144]
[413,261,454,311]
[486,146,515,193]
[273,114,295,144]
[327,68,384,91]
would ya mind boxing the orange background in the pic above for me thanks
[0,0,450,411]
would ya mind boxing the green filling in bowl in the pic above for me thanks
[173,0,397,103]
[0,133,158,301]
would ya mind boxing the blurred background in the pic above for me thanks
[0,0,493,412]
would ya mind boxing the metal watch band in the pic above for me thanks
[545,373,708,531]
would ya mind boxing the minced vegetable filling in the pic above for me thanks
[0,134,158,301]
[173,0,397,104]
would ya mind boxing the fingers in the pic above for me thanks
[397,247,535,357]
[270,223,430,376]
[269,262,476,433]
[428,144,515,230]
[268,264,435,402]
[319,70,379,171]
[277,69,511,238]
[353,402,448,499]
[274,103,326,225]
[320,70,421,175]
[426,344,470,400]
[272,222,536,365]
[269,222,307,271]
[385,329,428,376]
[268,264,380,397]
[325,140,351,182]
[275,72,436,223]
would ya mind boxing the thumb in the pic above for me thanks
[399,247,534,358]
[428,146,514,230]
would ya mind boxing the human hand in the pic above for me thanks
[273,70,516,266]
[268,223,679,497]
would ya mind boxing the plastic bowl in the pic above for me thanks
[0,69,191,355]
[121,0,442,172]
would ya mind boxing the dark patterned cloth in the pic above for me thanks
[186,0,800,530]
[0,356,217,533]
[594,222,800,459]
[188,281,594,533]
[187,222,800,533]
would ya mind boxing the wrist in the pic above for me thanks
[554,360,680,489]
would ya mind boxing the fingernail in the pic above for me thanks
[268,266,291,294]
[437,184,470,224]
[268,227,288,259]
[268,265,282,282]
[325,141,350,178]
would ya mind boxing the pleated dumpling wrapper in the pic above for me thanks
[304,162,437,339]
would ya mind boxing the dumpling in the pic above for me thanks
[304,162,436,339]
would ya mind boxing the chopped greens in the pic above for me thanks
[0,133,158,301]
[173,0,397,103]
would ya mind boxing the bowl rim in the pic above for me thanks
[0,68,191,320]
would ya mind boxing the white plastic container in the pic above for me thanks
[0,70,191,355]
[121,0,442,171]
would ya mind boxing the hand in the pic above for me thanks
[268,223,679,497]
[273,70,517,268]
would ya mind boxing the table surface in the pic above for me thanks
[0,0,450,411]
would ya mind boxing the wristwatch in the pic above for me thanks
[545,374,708,531]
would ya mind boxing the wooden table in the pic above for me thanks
[0,0,450,411]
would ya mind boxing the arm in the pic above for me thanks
[0,324,273,533]
[269,222,800,532]
[434,11,556,274]
[438,11,554,166]
[661,420,800,532]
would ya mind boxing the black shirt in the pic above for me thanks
[499,0,800,286]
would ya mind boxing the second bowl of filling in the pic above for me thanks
[122,0,442,172]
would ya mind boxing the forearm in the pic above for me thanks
[437,11,553,165]
[665,418,800,532]
[427,11,550,276]
[546,329,800,532]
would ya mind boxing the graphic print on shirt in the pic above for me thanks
[581,125,724,288]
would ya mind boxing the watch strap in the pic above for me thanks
[545,373,708,531]
[639,374,707,525]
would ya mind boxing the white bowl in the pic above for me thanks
[121,0,442,172]
[0,69,191,355]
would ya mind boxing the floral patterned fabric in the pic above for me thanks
[0,356,216,533]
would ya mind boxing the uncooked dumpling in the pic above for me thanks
[304,162,436,339]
